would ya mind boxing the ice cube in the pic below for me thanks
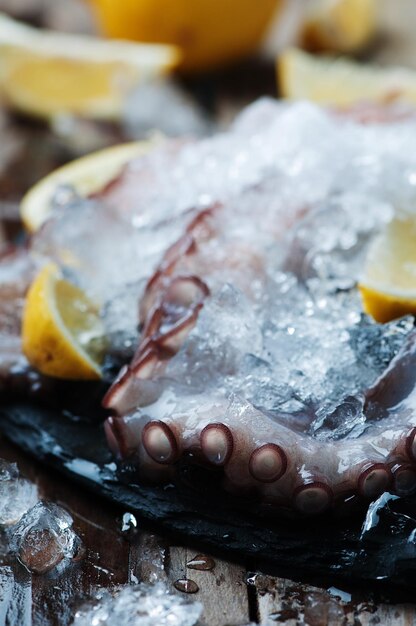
[349,315,415,374]
[72,582,202,626]
[165,283,263,391]
[124,78,211,138]
[0,250,35,377]
[101,282,142,363]
[10,501,82,574]
[0,461,38,528]
[286,193,392,291]
[0,567,13,624]
[31,196,188,305]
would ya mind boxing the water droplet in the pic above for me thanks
[121,512,138,535]
[186,554,215,571]
[246,573,258,586]
[222,532,235,541]
[173,578,199,594]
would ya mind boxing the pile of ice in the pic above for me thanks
[150,285,414,440]
[72,582,202,626]
[28,99,416,432]
[31,97,416,305]
[0,460,82,574]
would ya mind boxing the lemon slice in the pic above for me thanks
[279,48,416,106]
[301,0,376,54]
[22,263,105,380]
[89,0,279,73]
[359,217,416,323]
[0,12,180,120]
[20,140,155,233]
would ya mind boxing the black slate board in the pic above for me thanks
[2,401,416,599]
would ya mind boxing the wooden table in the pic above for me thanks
[2,435,416,626]
[1,1,416,624]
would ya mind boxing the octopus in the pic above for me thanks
[2,98,416,517]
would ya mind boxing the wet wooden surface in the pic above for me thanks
[1,0,416,624]
[2,434,416,626]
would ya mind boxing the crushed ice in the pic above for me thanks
[33,98,408,299]
[29,99,416,435]
[72,582,202,626]
[0,460,38,528]
[124,78,211,138]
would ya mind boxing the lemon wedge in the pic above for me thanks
[20,140,154,233]
[22,263,105,380]
[359,217,416,323]
[0,12,180,120]
[301,0,376,54]
[89,0,280,73]
[279,48,416,106]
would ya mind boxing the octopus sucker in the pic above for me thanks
[248,444,288,483]
[104,417,123,458]
[293,481,333,516]
[391,463,416,496]
[200,423,234,467]
[104,414,141,460]
[356,463,392,500]
[142,420,180,465]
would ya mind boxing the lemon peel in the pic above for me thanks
[22,263,104,380]
[0,12,180,120]
[279,48,416,106]
[21,140,155,232]
[301,0,376,54]
[359,217,416,323]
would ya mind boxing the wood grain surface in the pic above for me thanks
[1,435,416,626]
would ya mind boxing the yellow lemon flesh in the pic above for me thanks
[20,140,154,233]
[0,12,180,120]
[22,264,104,380]
[279,48,416,106]
[89,0,280,73]
[301,0,376,54]
[359,217,416,323]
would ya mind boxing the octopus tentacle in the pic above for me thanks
[104,274,210,413]
[139,207,217,322]
[104,327,416,514]
[97,105,416,516]
[105,325,416,514]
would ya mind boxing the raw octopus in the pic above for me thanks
[3,99,416,516]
